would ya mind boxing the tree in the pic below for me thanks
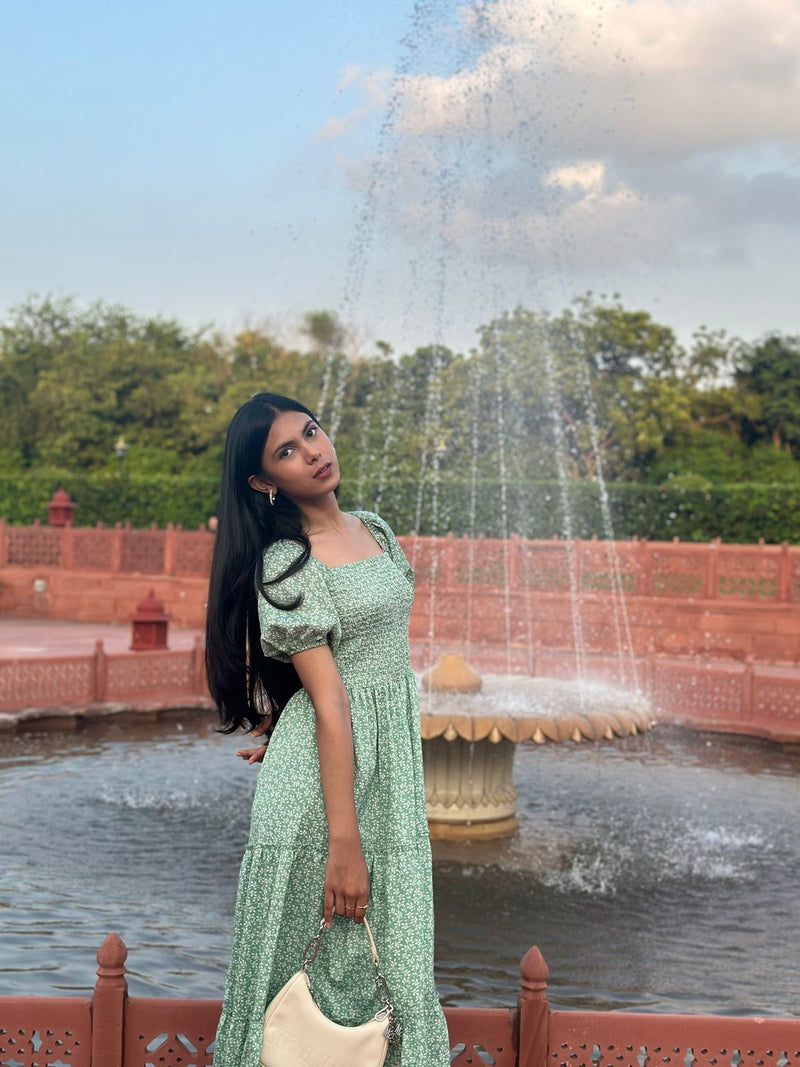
[736,335,800,454]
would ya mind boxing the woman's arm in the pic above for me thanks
[292,644,370,926]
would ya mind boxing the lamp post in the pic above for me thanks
[114,435,129,477]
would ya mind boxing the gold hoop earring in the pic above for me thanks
[268,489,276,506]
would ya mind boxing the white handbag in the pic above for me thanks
[260,916,402,1067]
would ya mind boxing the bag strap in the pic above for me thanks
[301,917,395,1027]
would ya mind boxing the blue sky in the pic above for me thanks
[4,0,800,354]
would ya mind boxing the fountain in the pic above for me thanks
[419,653,653,838]
[3,0,798,1027]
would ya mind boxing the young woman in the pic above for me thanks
[206,393,451,1067]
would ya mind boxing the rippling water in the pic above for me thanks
[1,713,798,1016]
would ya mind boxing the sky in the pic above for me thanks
[3,0,800,356]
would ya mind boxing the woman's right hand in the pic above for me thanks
[323,837,370,926]
[235,744,267,764]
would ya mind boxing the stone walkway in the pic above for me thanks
[0,617,202,658]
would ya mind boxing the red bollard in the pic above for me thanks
[47,487,76,527]
[130,590,170,651]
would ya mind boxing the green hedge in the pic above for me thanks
[1,471,798,543]
[0,471,220,529]
[363,480,800,543]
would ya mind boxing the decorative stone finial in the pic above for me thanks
[421,653,483,693]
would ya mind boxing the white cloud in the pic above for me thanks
[325,0,800,299]
[406,0,800,163]
[545,162,607,195]
[318,68,390,140]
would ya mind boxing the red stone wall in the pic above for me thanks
[1,521,799,663]
[2,523,799,741]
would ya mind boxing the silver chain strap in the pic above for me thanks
[301,918,402,1044]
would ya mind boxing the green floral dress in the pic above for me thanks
[213,511,451,1067]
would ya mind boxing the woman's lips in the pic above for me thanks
[314,462,333,479]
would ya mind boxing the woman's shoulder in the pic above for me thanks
[351,509,397,541]
[260,537,310,584]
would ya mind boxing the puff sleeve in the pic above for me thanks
[257,542,341,662]
[354,511,415,589]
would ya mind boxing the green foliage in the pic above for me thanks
[736,334,800,453]
[648,429,800,486]
[0,471,219,528]
[3,292,800,542]
[3,470,799,543]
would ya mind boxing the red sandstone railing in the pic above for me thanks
[2,520,799,604]
[1,642,796,744]
[0,520,214,577]
[2,520,799,740]
[0,638,207,717]
[1,934,796,1067]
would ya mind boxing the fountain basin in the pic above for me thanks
[419,665,654,839]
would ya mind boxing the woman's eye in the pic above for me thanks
[307,425,318,438]
[279,448,292,459]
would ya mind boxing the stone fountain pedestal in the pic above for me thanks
[419,654,653,840]
[422,734,519,839]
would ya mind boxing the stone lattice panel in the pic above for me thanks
[125,998,220,1067]
[173,532,214,576]
[120,530,165,574]
[444,1007,517,1067]
[754,675,800,725]
[518,546,571,592]
[549,1008,800,1067]
[7,527,62,567]
[0,657,92,712]
[579,543,640,594]
[649,549,706,597]
[72,528,115,571]
[453,540,509,587]
[0,998,92,1067]
[718,547,779,600]
[650,661,744,720]
[106,651,193,700]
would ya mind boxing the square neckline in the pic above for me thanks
[310,513,386,571]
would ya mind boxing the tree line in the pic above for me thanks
[1,293,799,531]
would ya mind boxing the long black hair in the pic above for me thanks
[205,392,320,734]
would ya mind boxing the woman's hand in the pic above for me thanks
[236,718,272,764]
[235,744,267,764]
[323,836,370,926]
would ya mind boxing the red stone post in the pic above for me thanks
[509,533,521,588]
[518,945,549,1067]
[0,518,7,567]
[192,634,206,693]
[639,538,652,596]
[47,487,76,527]
[742,653,755,725]
[62,521,75,570]
[93,639,108,704]
[130,591,170,651]
[111,523,123,573]
[706,538,721,598]
[164,522,176,576]
[92,932,128,1067]
[779,541,791,602]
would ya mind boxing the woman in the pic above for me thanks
[206,392,451,1067]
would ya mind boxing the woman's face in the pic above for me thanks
[252,409,340,503]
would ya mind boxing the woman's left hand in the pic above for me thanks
[236,744,268,764]
[236,717,272,763]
